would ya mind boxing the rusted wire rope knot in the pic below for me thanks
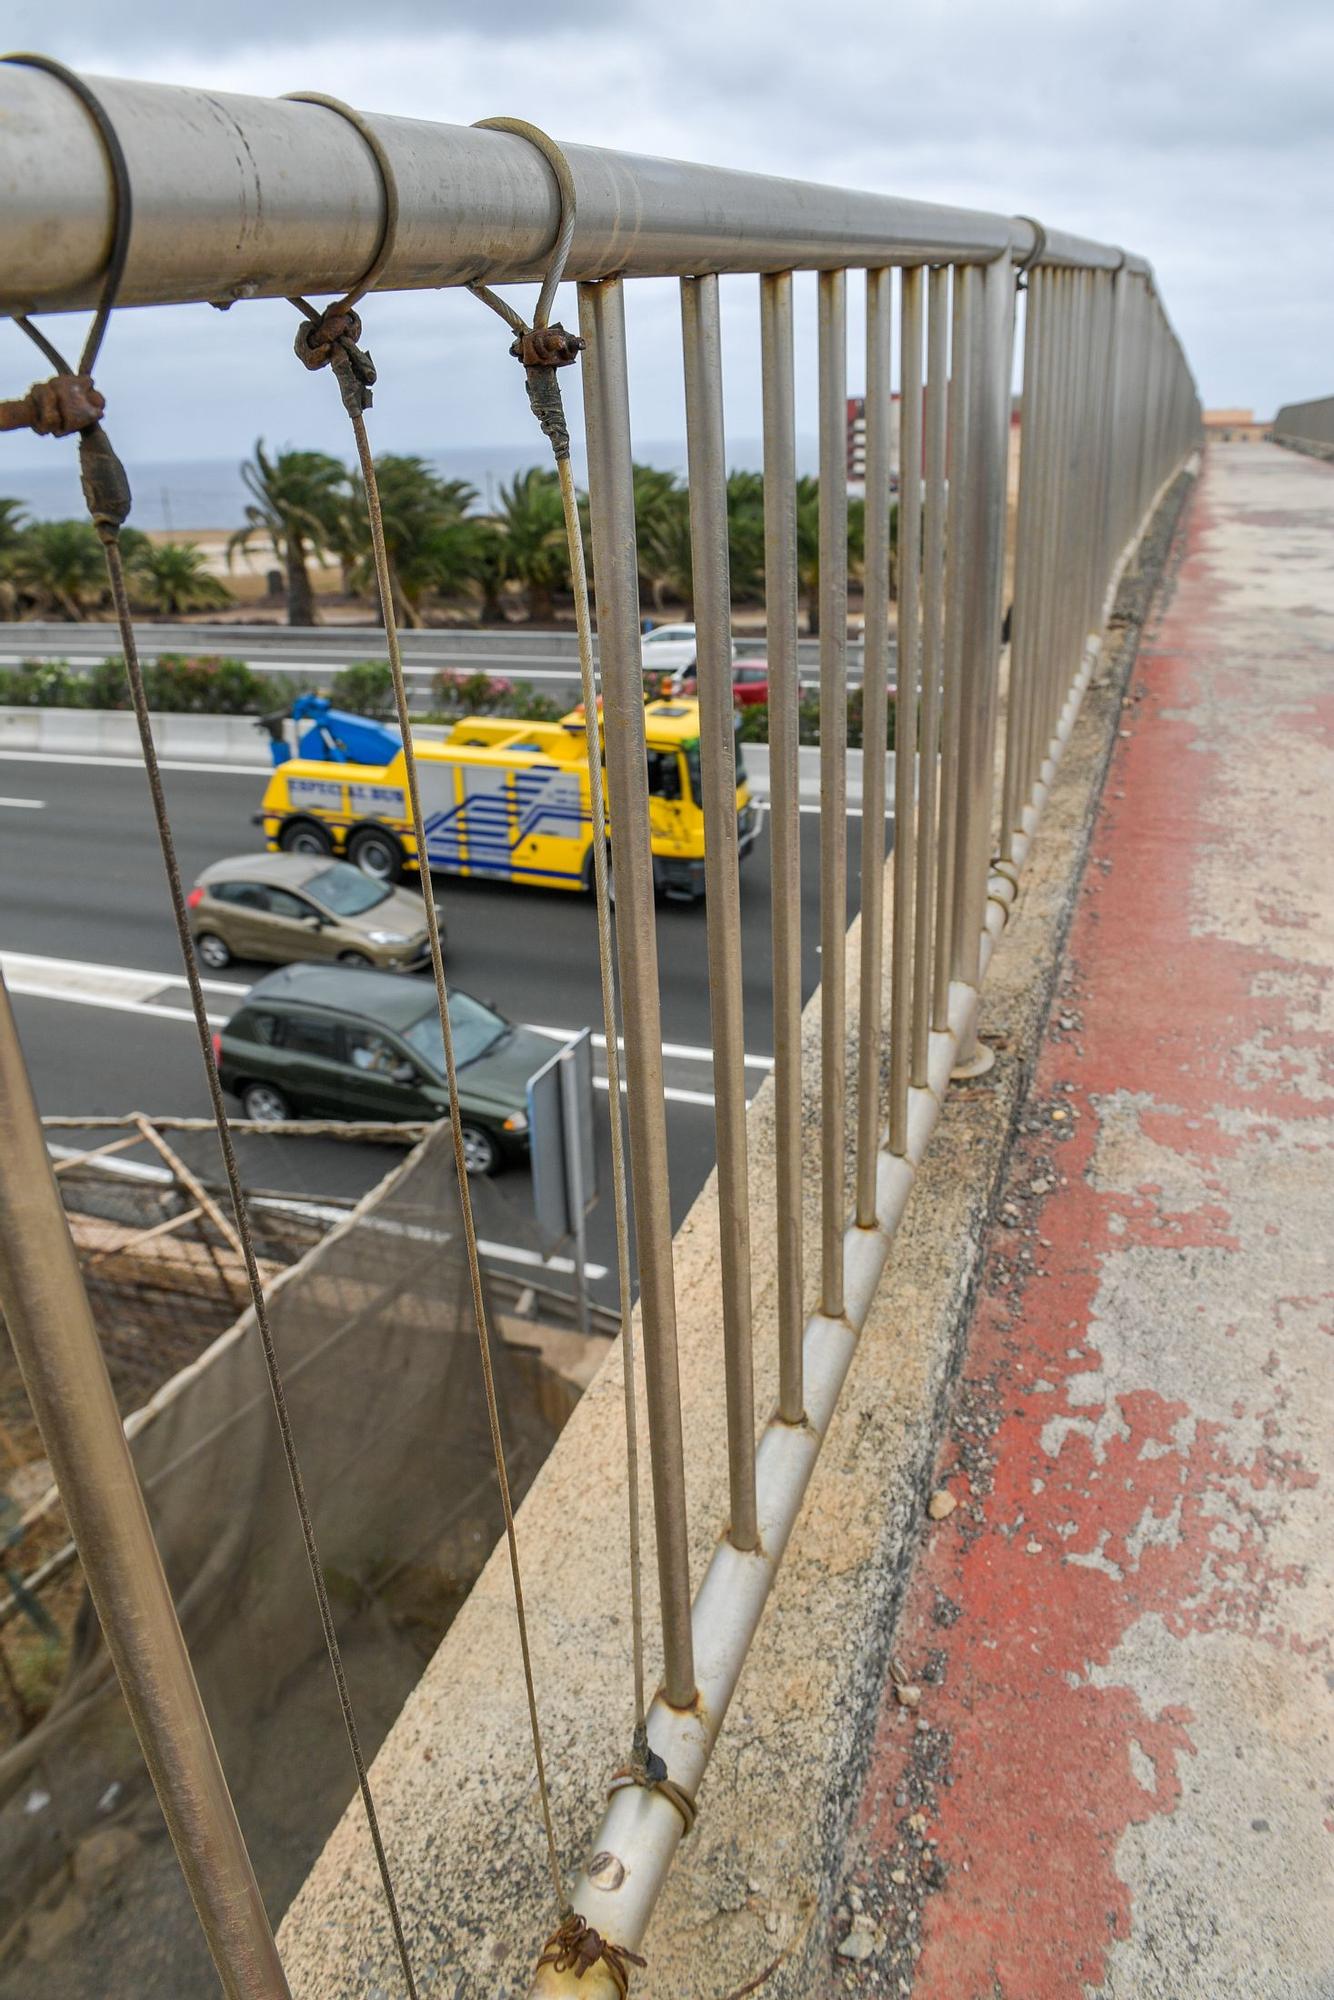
[293,303,378,418]
[0,373,104,438]
[536,1912,646,1996]
[508,321,585,461]
[0,370,129,540]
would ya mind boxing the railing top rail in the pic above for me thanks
[0,65,1151,317]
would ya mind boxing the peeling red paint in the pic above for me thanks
[842,452,1333,1996]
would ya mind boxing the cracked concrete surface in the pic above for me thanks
[834,443,1333,1999]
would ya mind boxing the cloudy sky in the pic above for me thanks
[2,0,1331,476]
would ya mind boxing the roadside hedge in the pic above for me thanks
[0,655,897,746]
[738,685,896,750]
[0,655,273,714]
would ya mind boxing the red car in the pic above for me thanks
[664,660,769,706]
[731,661,770,706]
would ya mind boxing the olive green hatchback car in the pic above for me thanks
[214,963,551,1174]
[187,852,443,973]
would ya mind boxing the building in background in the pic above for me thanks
[1202,407,1270,442]
[846,395,902,500]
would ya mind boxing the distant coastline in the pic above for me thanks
[0,435,821,534]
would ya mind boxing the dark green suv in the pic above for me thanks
[214,964,553,1174]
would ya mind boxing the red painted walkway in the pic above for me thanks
[830,445,1333,1998]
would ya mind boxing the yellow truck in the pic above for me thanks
[255,693,759,900]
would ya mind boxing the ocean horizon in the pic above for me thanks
[0,434,822,535]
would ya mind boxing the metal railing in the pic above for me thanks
[1272,393,1334,455]
[0,61,1199,1999]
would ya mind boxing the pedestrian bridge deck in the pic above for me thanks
[830,441,1334,1997]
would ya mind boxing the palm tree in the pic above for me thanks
[726,470,766,603]
[229,442,348,626]
[639,483,695,616]
[795,476,822,633]
[491,467,571,623]
[0,499,27,619]
[0,498,26,554]
[344,457,487,628]
[128,540,233,617]
[629,464,684,606]
[5,519,108,621]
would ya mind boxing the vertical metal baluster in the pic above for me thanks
[855,267,892,1212]
[818,269,848,1317]
[1127,279,1149,538]
[949,253,1013,1005]
[760,271,804,1424]
[887,265,922,1155]
[981,253,1018,832]
[1027,265,1061,806]
[1025,267,1056,800]
[911,265,949,1085]
[1001,265,1043,860]
[1086,272,1117,628]
[681,274,757,1552]
[1045,269,1076,758]
[1067,270,1093,681]
[931,262,973,1032]
[0,977,291,2000]
[1106,265,1133,575]
[1073,270,1098,649]
[578,278,696,1709]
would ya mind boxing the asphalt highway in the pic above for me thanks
[0,753,878,1307]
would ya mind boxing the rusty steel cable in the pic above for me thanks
[466,115,654,1785]
[1,54,422,2000]
[280,89,570,1919]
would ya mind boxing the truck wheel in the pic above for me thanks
[347,825,403,882]
[279,818,332,858]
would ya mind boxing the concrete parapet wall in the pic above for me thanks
[274,481,1191,1998]
[0,704,275,766]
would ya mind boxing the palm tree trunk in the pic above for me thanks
[391,569,423,631]
[526,580,555,624]
[286,535,317,627]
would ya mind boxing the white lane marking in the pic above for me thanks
[525,1021,773,1073]
[0,795,46,809]
[4,979,230,1029]
[595,1075,715,1109]
[752,800,887,819]
[0,750,268,775]
[43,1143,607,1280]
[4,952,721,1108]
[1,949,247,996]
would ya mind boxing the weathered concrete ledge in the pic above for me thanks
[276,476,1193,1998]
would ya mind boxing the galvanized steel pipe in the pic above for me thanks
[0,65,1153,315]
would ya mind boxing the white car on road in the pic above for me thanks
[640,622,739,688]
